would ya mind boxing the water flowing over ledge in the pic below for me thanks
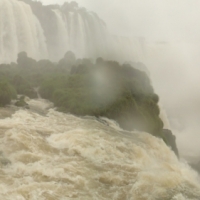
[0,99,199,199]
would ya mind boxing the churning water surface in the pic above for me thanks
[0,99,199,200]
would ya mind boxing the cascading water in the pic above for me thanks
[53,4,145,62]
[51,9,69,60]
[0,0,145,63]
[0,98,200,199]
[53,8,110,60]
[0,0,48,63]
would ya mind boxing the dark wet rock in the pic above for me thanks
[162,129,179,158]
[190,161,200,174]
[0,152,11,166]
[15,96,29,109]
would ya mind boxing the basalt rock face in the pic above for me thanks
[162,129,179,158]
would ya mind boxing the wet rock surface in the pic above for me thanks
[162,129,179,158]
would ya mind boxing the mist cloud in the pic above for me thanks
[40,0,200,159]
[42,0,200,42]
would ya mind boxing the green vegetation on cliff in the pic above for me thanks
[40,55,163,136]
[0,79,16,106]
[0,51,163,137]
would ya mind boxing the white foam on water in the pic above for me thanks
[0,99,199,199]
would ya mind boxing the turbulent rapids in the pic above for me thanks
[0,99,200,200]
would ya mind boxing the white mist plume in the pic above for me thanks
[145,42,200,160]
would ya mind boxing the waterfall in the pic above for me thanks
[0,0,48,63]
[0,0,145,63]
[0,98,199,199]
[52,9,69,59]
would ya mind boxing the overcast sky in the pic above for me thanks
[40,0,200,42]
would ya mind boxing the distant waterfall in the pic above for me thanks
[0,0,48,63]
[0,0,145,63]
[52,10,110,60]
[51,10,69,60]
